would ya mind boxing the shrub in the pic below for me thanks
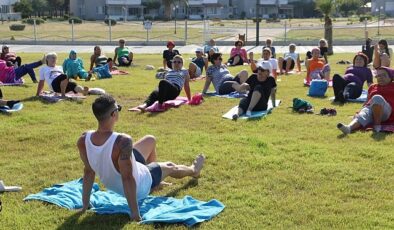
[9,24,25,31]
[359,15,372,22]
[69,17,82,24]
[104,19,117,26]
[22,18,45,25]
[252,18,262,23]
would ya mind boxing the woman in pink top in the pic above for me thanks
[227,40,248,66]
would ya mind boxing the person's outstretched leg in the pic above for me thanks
[14,60,43,83]
[157,80,179,104]
[133,135,157,164]
[246,90,263,113]
[370,95,392,132]
[337,119,361,135]
[159,154,205,180]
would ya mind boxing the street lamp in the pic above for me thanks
[173,5,178,34]
[376,6,384,36]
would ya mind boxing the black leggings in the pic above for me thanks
[332,74,362,102]
[238,85,269,112]
[145,80,181,106]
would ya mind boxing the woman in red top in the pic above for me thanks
[227,40,248,66]
[337,67,394,134]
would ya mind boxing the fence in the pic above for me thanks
[1,18,394,45]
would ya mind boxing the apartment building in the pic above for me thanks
[372,0,394,16]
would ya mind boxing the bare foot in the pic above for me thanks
[136,103,147,112]
[191,154,205,178]
[82,87,89,96]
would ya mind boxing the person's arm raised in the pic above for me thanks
[77,134,95,212]
[117,134,141,222]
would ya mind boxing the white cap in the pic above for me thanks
[195,47,204,53]
[257,61,272,72]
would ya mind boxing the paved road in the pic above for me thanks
[10,44,362,54]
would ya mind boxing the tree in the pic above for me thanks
[31,0,48,17]
[163,0,188,20]
[13,0,33,18]
[338,0,363,17]
[316,0,335,55]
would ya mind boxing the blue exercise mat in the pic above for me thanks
[24,178,225,227]
[222,100,281,120]
[0,102,23,113]
[329,90,367,103]
[205,91,248,98]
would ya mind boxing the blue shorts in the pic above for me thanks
[133,148,146,164]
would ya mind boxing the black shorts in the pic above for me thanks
[218,75,241,95]
[51,74,77,93]
[133,148,146,165]
[282,59,295,70]
[147,162,162,189]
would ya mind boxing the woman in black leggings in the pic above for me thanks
[136,55,191,111]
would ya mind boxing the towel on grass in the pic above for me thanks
[205,91,248,99]
[222,100,281,120]
[39,91,86,103]
[329,90,368,103]
[0,82,24,86]
[0,102,23,113]
[24,178,225,227]
[110,70,129,75]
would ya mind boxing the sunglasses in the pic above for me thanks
[173,61,182,64]
[111,104,122,114]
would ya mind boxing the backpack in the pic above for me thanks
[292,98,312,112]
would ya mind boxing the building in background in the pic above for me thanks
[372,0,394,16]
[0,0,21,20]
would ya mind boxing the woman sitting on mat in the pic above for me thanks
[332,52,373,103]
[136,55,191,111]
[373,39,391,68]
[232,61,277,120]
[0,56,45,84]
[337,66,394,134]
[62,50,90,80]
[0,45,22,67]
[278,43,301,75]
[249,48,278,79]
[227,40,248,66]
[89,46,114,71]
[306,47,331,83]
[202,53,248,95]
[36,52,89,97]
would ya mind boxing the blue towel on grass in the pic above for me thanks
[24,178,225,227]
[222,100,281,120]
[205,91,247,98]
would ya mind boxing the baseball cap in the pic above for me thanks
[195,47,203,53]
[257,61,272,72]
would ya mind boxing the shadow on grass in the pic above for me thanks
[164,178,199,197]
[0,111,12,116]
[371,132,391,141]
[21,96,84,104]
[57,211,129,230]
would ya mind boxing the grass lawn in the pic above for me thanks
[1,52,393,229]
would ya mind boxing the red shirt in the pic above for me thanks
[366,82,394,123]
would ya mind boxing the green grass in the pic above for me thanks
[1,53,394,229]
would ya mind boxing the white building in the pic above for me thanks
[0,0,21,20]
[372,0,394,16]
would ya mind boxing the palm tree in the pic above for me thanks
[316,0,335,55]
[163,0,188,20]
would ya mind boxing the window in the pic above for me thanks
[128,7,139,16]
[1,5,9,13]
[96,6,103,14]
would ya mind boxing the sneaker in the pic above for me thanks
[337,123,351,134]
[232,114,239,121]
[6,100,20,109]
[320,108,329,115]
[328,108,337,116]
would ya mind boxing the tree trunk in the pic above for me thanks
[324,15,333,55]
[163,0,172,20]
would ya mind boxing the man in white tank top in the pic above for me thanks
[77,94,205,222]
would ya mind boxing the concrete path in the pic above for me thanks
[9,44,362,54]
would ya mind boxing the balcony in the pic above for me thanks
[189,0,219,6]
[106,0,141,5]
[259,0,288,5]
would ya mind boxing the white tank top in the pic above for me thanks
[85,131,152,200]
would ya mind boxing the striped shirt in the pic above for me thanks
[165,68,189,90]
